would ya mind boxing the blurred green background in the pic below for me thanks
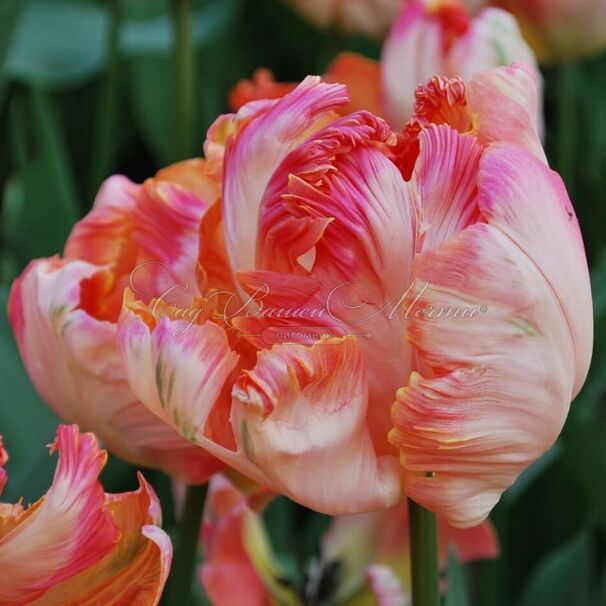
[1,0,606,604]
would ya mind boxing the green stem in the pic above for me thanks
[556,62,577,190]
[171,0,195,160]
[89,0,122,197]
[408,498,440,606]
[167,484,207,606]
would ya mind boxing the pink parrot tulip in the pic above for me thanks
[199,475,498,605]
[8,160,225,484]
[116,63,592,527]
[231,0,539,130]
[283,0,403,39]
[0,424,172,605]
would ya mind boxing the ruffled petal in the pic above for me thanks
[8,259,221,484]
[31,473,172,606]
[64,171,206,322]
[222,76,349,274]
[466,62,545,161]
[118,305,239,443]
[63,175,139,270]
[252,112,417,455]
[390,221,577,527]
[414,124,482,251]
[0,425,118,606]
[231,338,402,514]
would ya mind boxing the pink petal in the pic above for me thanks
[477,144,593,395]
[231,338,402,514]
[199,476,270,606]
[367,565,409,606]
[8,259,222,484]
[222,76,349,274]
[118,309,239,443]
[0,438,7,497]
[414,124,483,251]
[118,306,255,480]
[467,62,545,160]
[391,222,578,527]
[254,112,417,456]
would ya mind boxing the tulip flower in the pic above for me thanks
[381,0,538,128]
[231,0,539,129]
[117,62,592,528]
[470,0,606,63]
[199,475,498,605]
[283,0,402,39]
[8,159,224,484]
[0,424,172,605]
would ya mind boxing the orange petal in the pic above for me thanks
[325,52,383,117]
[229,68,298,111]
[31,473,172,606]
[0,426,118,605]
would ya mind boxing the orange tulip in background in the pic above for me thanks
[199,474,498,605]
[0,425,171,605]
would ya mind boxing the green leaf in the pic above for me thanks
[120,0,242,56]
[126,0,244,164]
[561,415,606,532]
[0,0,21,103]
[6,89,79,264]
[4,1,108,88]
[516,530,593,606]
[128,54,174,165]
[445,548,471,606]
[503,442,562,505]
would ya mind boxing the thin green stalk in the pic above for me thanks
[557,62,577,191]
[167,484,207,606]
[89,0,122,197]
[171,0,195,160]
[408,498,440,606]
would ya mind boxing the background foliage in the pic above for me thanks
[1,0,605,604]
